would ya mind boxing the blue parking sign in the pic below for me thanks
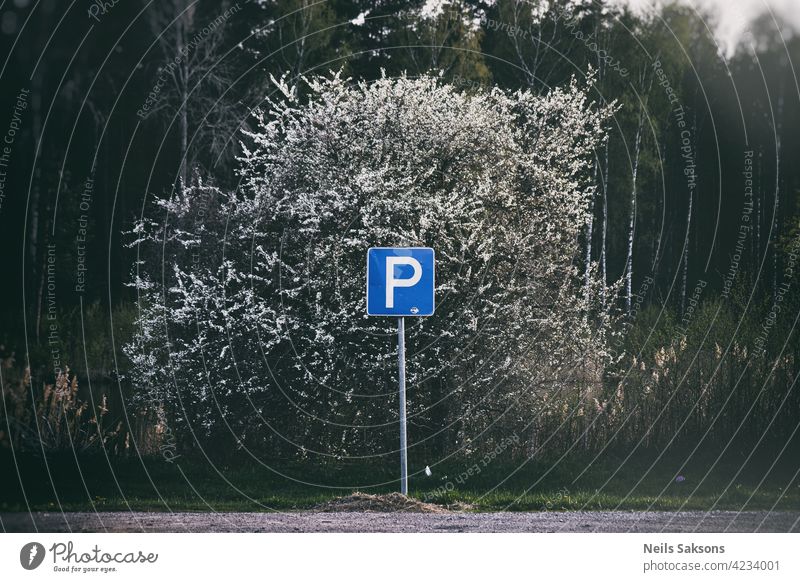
[367,247,435,316]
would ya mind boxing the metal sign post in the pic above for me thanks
[397,316,408,495]
[366,247,435,495]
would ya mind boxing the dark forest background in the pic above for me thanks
[1,0,799,471]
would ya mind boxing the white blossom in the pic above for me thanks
[125,73,620,456]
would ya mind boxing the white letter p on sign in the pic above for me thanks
[386,257,422,308]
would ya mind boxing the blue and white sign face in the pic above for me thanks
[367,247,435,316]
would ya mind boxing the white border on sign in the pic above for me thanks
[366,247,436,317]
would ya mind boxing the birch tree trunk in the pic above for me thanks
[680,109,700,314]
[756,148,762,283]
[584,159,597,302]
[772,90,783,303]
[597,25,609,307]
[625,71,653,315]
[625,111,644,316]
[600,138,609,306]
[681,190,693,314]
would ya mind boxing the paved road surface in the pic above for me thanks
[2,510,798,533]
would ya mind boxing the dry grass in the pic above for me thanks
[314,492,461,513]
[0,357,124,454]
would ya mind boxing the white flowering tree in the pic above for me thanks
[126,73,619,459]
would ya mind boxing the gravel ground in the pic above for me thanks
[2,510,798,533]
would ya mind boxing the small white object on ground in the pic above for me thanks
[425,466,432,477]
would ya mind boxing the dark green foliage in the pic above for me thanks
[0,0,798,481]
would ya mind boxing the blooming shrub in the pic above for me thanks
[126,73,619,458]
